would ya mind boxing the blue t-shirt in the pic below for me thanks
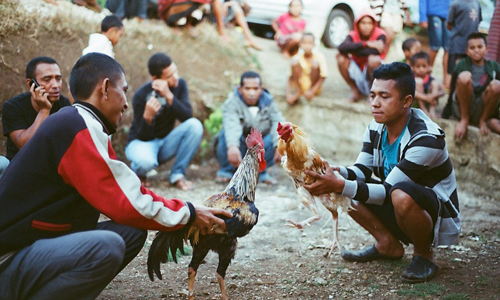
[381,118,410,178]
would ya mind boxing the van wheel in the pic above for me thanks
[322,9,353,48]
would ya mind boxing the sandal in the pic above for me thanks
[341,245,403,262]
[401,256,438,284]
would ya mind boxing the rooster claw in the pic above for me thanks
[285,219,309,230]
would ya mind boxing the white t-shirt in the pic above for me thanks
[82,33,114,58]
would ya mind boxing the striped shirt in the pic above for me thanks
[339,109,461,246]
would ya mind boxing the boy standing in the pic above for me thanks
[336,10,386,103]
[444,32,500,139]
[401,37,421,65]
[447,0,482,75]
[286,33,328,105]
[411,51,444,119]
[82,15,124,59]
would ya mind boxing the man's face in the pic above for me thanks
[103,73,129,129]
[358,16,375,39]
[31,63,62,102]
[466,38,487,64]
[238,77,263,106]
[160,63,179,88]
[369,79,408,126]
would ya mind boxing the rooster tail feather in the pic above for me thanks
[147,229,188,281]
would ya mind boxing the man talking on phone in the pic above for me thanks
[2,56,71,161]
[125,52,203,190]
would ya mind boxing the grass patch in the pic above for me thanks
[442,293,470,300]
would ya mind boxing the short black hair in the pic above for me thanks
[70,53,124,101]
[467,32,487,46]
[101,15,123,32]
[25,56,58,79]
[289,0,303,7]
[240,71,261,86]
[411,51,431,65]
[148,53,172,78]
[301,32,315,42]
[372,62,415,100]
[402,37,419,51]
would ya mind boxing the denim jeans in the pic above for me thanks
[125,118,203,184]
[216,129,275,181]
[427,15,450,51]
[0,221,147,300]
[106,0,148,19]
[0,156,9,180]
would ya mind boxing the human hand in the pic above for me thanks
[143,95,162,124]
[152,79,173,106]
[304,161,345,195]
[366,40,385,54]
[227,145,242,168]
[420,21,428,29]
[30,83,52,111]
[192,204,233,235]
[304,89,315,101]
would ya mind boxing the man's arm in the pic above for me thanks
[6,85,54,150]
[168,79,193,122]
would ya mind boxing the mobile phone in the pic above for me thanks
[29,78,40,89]
[151,91,167,106]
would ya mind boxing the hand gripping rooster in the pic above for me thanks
[147,128,266,300]
[277,122,351,258]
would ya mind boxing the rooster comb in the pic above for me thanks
[246,128,264,149]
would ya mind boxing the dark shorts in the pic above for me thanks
[364,181,439,244]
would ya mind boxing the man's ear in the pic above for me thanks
[101,78,110,100]
[25,78,32,89]
[404,94,413,108]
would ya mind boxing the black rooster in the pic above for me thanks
[147,128,266,300]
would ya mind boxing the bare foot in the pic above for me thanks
[455,120,469,139]
[286,93,300,105]
[479,120,491,136]
[174,178,193,191]
[246,41,262,51]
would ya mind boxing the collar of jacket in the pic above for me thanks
[73,101,117,135]
[235,87,273,109]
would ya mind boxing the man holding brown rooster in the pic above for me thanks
[305,62,461,284]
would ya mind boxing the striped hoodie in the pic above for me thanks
[339,109,461,246]
[0,102,195,256]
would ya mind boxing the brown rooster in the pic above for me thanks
[147,128,266,300]
[277,122,351,258]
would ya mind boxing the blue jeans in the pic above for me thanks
[125,118,203,184]
[427,15,449,51]
[106,0,148,19]
[0,156,9,180]
[0,221,147,300]
[216,129,275,181]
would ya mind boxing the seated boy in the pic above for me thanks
[286,32,328,105]
[82,15,124,59]
[411,51,444,119]
[401,37,421,65]
[336,10,386,102]
[443,32,500,139]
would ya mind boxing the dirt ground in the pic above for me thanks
[99,37,500,300]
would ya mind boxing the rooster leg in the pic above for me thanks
[217,273,228,300]
[285,214,321,230]
[325,211,341,258]
[188,267,197,300]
